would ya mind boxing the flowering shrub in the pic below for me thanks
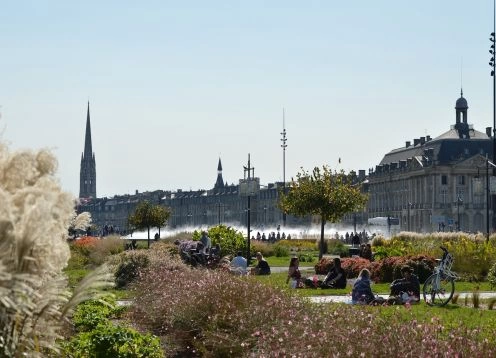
[113,251,150,288]
[375,232,496,278]
[74,236,99,248]
[314,257,370,277]
[128,252,496,357]
[341,257,373,277]
[192,225,246,256]
[72,236,99,258]
[369,255,436,283]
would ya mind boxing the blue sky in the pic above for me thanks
[1,1,494,197]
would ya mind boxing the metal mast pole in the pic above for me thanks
[489,0,496,234]
[493,0,496,171]
[281,108,287,227]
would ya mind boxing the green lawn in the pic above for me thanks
[256,256,317,267]
[250,272,494,297]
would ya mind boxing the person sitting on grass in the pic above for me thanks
[351,268,375,304]
[251,252,271,275]
[321,258,347,289]
[388,265,420,304]
[230,251,247,275]
[286,257,304,288]
[304,257,347,289]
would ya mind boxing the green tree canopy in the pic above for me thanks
[279,166,368,258]
[128,201,171,248]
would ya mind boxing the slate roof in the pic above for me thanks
[379,127,492,167]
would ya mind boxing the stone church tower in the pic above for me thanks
[79,102,97,198]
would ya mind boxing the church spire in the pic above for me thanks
[84,101,93,158]
[214,158,225,190]
[79,102,97,198]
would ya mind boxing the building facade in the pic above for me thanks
[367,91,493,233]
[78,169,309,234]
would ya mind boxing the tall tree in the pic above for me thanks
[128,201,171,248]
[279,166,368,259]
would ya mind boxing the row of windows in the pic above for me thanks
[441,175,465,186]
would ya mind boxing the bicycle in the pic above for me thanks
[423,246,458,306]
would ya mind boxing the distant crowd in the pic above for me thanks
[251,231,291,242]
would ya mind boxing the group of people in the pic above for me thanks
[358,243,373,261]
[286,257,347,289]
[252,231,292,242]
[286,257,420,305]
[230,251,271,276]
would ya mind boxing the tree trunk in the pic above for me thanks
[147,226,150,249]
[319,218,325,259]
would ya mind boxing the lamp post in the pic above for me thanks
[218,201,221,225]
[485,158,496,241]
[487,158,490,240]
[407,202,411,232]
[456,195,463,231]
[263,205,267,225]
[187,212,192,227]
[281,109,287,227]
[241,154,258,264]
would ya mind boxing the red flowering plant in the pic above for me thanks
[369,255,436,283]
[72,236,99,256]
[341,257,373,278]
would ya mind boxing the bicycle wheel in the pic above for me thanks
[423,274,454,306]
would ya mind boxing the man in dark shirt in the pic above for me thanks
[390,265,420,302]
[252,252,271,275]
[322,257,347,289]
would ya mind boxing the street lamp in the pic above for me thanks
[407,202,412,232]
[187,212,192,227]
[240,154,258,264]
[456,195,463,231]
[217,201,221,225]
[485,158,496,240]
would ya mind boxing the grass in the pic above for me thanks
[373,303,496,342]
[250,272,494,297]
[64,268,91,288]
[258,255,316,267]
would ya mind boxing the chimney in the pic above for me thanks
[358,169,366,179]
[406,141,411,148]
[487,127,492,138]
[135,189,139,195]
[420,137,426,145]
[413,138,420,146]
[426,135,431,142]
